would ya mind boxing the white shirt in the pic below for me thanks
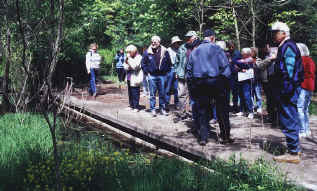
[86,49,101,73]
[167,47,177,65]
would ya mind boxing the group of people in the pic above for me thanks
[86,20,315,164]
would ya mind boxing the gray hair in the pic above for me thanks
[125,44,138,53]
[216,41,226,50]
[241,47,252,55]
[296,43,310,56]
[151,35,161,42]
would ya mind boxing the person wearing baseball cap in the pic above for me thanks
[270,21,304,164]
[166,36,182,110]
[174,31,198,97]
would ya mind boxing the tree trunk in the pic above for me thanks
[251,0,256,48]
[199,0,204,34]
[232,6,241,50]
[2,20,12,111]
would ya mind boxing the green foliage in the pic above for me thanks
[0,113,304,191]
[0,113,53,188]
[98,48,117,75]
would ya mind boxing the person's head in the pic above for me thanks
[227,40,235,52]
[271,21,290,43]
[151,35,161,49]
[184,31,198,44]
[216,41,226,50]
[125,44,138,57]
[241,47,252,58]
[119,48,124,54]
[203,29,215,43]
[296,43,310,57]
[170,36,182,49]
[89,43,98,51]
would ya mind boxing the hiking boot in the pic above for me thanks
[273,153,301,164]
[218,136,235,144]
[199,140,207,146]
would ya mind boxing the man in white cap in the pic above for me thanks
[166,36,182,110]
[270,21,304,164]
[174,31,198,97]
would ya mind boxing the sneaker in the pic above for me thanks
[125,107,133,111]
[210,119,217,124]
[151,110,157,117]
[256,108,262,114]
[133,108,139,112]
[160,109,168,116]
[235,112,244,116]
[273,153,300,164]
[306,130,312,137]
[299,132,307,138]
[247,113,254,119]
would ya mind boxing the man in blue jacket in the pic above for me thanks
[187,29,232,145]
[141,36,172,117]
[271,22,304,164]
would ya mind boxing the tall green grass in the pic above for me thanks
[0,113,305,191]
[0,113,52,189]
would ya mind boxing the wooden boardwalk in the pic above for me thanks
[67,83,317,190]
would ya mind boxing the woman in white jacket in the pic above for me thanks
[86,43,101,97]
[124,45,144,111]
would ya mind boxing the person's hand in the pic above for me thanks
[242,69,246,72]
[270,53,277,60]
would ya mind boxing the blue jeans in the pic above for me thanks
[239,80,253,113]
[148,75,166,111]
[279,87,301,153]
[297,88,313,134]
[89,68,97,95]
[127,81,140,109]
[165,69,179,105]
[253,80,262,109]
[142,75,150,95]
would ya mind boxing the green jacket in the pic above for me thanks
[174,44,187,79]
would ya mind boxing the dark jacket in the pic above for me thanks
[141,45,171,76]
[186,40,231,80]
[273,39,304,98]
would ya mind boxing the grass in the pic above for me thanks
[0,112,306,191]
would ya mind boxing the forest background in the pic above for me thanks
[1,0,317,111]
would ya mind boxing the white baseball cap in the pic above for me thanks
[271,21,290,32]
[185,31,197,37]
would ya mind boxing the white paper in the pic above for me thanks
[238,68,254,81]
